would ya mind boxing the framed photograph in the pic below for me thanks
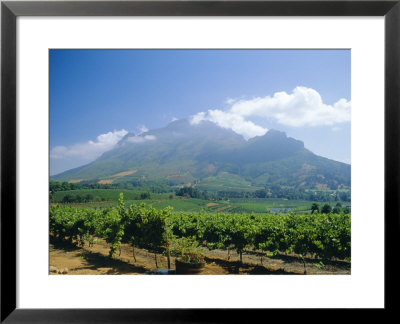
[1,0,399,322]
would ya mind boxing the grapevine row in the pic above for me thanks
[50,194,351,267]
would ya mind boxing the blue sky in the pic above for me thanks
[50,49,351,175]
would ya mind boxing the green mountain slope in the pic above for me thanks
[51,119,350,191]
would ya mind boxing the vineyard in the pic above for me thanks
[50,193,351,274]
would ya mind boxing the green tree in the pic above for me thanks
[321,204,332,214]
[343,206,351,214]
[62,194,73,203]
[311,203,320,214]
[140,192,151,199]
[85,193,94,202]
[332,202,342,214]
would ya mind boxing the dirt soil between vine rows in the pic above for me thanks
[49,237,350,275]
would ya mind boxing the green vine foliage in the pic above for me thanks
[50,194,351,265]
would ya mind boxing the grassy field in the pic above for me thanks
[52,189,169,202]
[51,188,348,214]
[195,172,263,192]
[228,198,312,213]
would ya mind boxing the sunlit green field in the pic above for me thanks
[51,189,349,214]
[52,189,169,202]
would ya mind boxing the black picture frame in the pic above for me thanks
[1,0,399,322]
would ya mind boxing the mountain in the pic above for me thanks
[51,119,351,191]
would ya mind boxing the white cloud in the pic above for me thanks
[171,117,178,122]
[225,98,236,105]
[50,146,69,158]
[126,134,156,143]
[230,86,351,127]
[190,86,350,139]
[50,129,128,160]
[190,111,206,125]
[190,110,267,139]
[137,125,149,134]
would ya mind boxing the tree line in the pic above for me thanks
[50,181,171,194]
[310,202,350,214]
[50,181,350,203]
[51,190,151,204]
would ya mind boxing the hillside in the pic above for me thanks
[51,119,350,191]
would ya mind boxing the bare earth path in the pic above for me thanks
[49,237,350,275]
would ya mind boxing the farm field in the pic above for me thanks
[51,188,348,214]
[50,236,350,275]
[52,189,170,203]
[194,172,263,192]
[49,195,351,275]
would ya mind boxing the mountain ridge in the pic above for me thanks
[51,119,350,191]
